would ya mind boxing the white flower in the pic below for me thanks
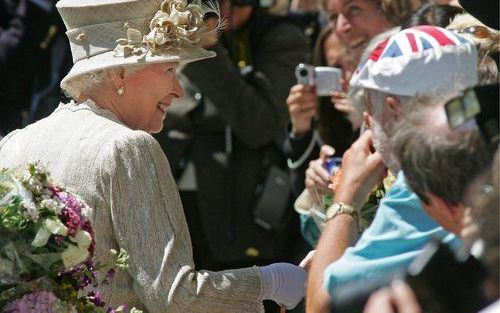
[32,218,69,247]
[61,245,89,269]
[115,0,213,58]
[40,198,65,215]
[61,230,92,268]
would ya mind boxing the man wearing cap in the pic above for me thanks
[306,25,478,313]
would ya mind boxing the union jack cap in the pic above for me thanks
[350,26,478,96]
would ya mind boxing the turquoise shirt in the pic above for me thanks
[323,172,462,294]
[300,214,320,248]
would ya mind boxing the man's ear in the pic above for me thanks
[424,192,464,235]
[110,68,125,90]
[386,96,401,117]
[363,111,371,129]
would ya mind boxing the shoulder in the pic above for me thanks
[98,129,168,177]
[0,129,20,148]
[100,129,164,162]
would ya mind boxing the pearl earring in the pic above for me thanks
[117,86,125,96]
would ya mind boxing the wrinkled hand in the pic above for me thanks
[259,263,307,309]
[334,130,387,211]
[331,91,362,131]
[364,281,422,313]
[305,145,335,201]
[286,84,318,136]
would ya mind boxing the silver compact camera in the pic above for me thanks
[295,63,342,96]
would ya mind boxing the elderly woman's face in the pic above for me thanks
[117,62,184,133]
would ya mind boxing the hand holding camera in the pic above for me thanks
[286,84,318,136]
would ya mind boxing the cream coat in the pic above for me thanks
[0,100,263,313]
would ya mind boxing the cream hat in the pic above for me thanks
[57,0,218,90]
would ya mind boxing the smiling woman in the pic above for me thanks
[71,63,185,133]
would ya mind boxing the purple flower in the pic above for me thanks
[57,192,82,215]
[103,268,116,285]
[4,291,59,312]
[87,290,105,307]
[59,207,82,237]
[82,220,95,255]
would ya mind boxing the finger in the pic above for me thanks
[287,93,316,108]
[307,167,330,187]
[319,145,335,161]
[334,103,354,114]
[299,99,318,110]
[287,89,310,106]
[330,90,346,98]
[288,104,302,115]
[364,289,394,313]
[368,151,388,179]
[299,250,315,269]
[290,84,308,93]
[280,306,286,313]
[305,177,314,189]
[286,93,301,107]
[312,165,331,183]
[391,281,422,313]
[354,130,374,151]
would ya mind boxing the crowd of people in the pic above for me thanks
[0,0,498,312]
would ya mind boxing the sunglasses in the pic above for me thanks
[452,25,493,39]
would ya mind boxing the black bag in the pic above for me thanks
[253,166,292,230]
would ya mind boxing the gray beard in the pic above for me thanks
[372,119,401,173]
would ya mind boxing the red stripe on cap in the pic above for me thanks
[370,39,390,62]
[406,33,418,52]
[414,25,454,46]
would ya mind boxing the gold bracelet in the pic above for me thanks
[325,202,359,227]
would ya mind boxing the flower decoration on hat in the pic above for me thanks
[114,0,220,60]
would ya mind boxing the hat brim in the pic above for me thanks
[61,46,216,90]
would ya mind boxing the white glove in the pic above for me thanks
[259,263,307,309]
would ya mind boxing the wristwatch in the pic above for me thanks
[325,202,359,226]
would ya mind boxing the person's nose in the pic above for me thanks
[336,14,351,35]
[172,74,185,98]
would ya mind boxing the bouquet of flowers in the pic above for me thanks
[0,163,140,313]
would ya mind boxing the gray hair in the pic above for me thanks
[391,94,494,205]
[63,65,147,100]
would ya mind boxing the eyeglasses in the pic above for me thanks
[452,25,493,40]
